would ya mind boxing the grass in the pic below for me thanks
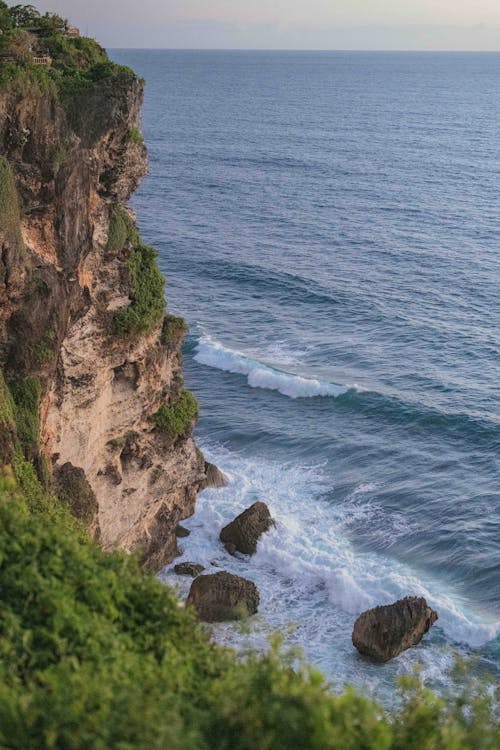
[154,389,199,441]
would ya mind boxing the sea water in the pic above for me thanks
[112,50,500,698]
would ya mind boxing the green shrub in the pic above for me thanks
[161,314,188,346]
[9,377,41,457]
[108,205,166,336]
[0,370,15,430]
[106,205,139,253]
[113,243,166,336]
[35,330,56,365]
[54,462,98,525]
[154,389,198,440]
[128,127,144,145]
[0,465,498,749]
[0,156,22,246]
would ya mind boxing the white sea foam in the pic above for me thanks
[161,444,500,695]
[193,335,350,399]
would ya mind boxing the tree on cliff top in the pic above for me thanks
[0,2,12,32]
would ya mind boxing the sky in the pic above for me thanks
[29,1,500,50]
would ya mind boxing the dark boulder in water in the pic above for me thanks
[175,524,191,538]
[174,562,205,577]
[220,501,274,555]
[186,571,259,622]
[199,461,229,491]
[352,596,438,662]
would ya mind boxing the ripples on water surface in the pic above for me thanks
[112,50,500,698]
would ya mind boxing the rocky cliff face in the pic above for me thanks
[0,71,206,570]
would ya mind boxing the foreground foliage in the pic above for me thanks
[0,464,498,749]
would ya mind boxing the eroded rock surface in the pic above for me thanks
[0,68,207,570]
[186,571,259,622]
[352,596,438,662]
[174,562,205,578]
[199,461,229,491]
[220,501,274,555]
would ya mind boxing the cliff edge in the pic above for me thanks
[0,15,206,570]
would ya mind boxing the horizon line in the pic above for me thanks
[109,47,500,53]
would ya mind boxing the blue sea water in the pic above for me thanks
[112,50,500,697]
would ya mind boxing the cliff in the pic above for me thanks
[0,54,206,570]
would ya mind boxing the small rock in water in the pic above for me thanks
[175,524,191,538]
[174,562,205,578]
[220,501,274,555]
[199,461,229,490]
[352,596,438,662]
[186,571,259,622]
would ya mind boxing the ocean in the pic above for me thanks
[112,49,500,698]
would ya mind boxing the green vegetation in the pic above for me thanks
[0,369,15,430]
[128,126,144,145]
[113,242,165,335]
[107,205,166,336]
[35,330,56,365]
[161,313,189,345]
[106,205,138,254]
[0,466,498,749]
[55,463,98,525]
[0,3,136,100]
[154,389,199,441]
[9,376,41,457]
[0,155,22,246]
[111,220,166,336]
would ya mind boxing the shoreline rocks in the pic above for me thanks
[199,461,229,491]
[186,571,259,622]
[352,596,438,662]
[174,562,205,578]
[220,501,274,555]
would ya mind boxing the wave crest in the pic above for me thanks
[194,336,351,399]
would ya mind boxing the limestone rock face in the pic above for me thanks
[174,562,205,577]
[186,571,259,622]
[0,69,207,570]
[220,502,274,555]
[352,597,438,662]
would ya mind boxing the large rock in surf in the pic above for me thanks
[220,501,274,555]
[186,571,259,622]
[352,596,438,662]
[199,461,229,491]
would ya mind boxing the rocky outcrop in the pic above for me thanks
[352,597,438,662]
[220,502,274,555]
[174,562,205,577]
[186,571,259,622]
[0,64,209,570]
[198,461,228,491]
